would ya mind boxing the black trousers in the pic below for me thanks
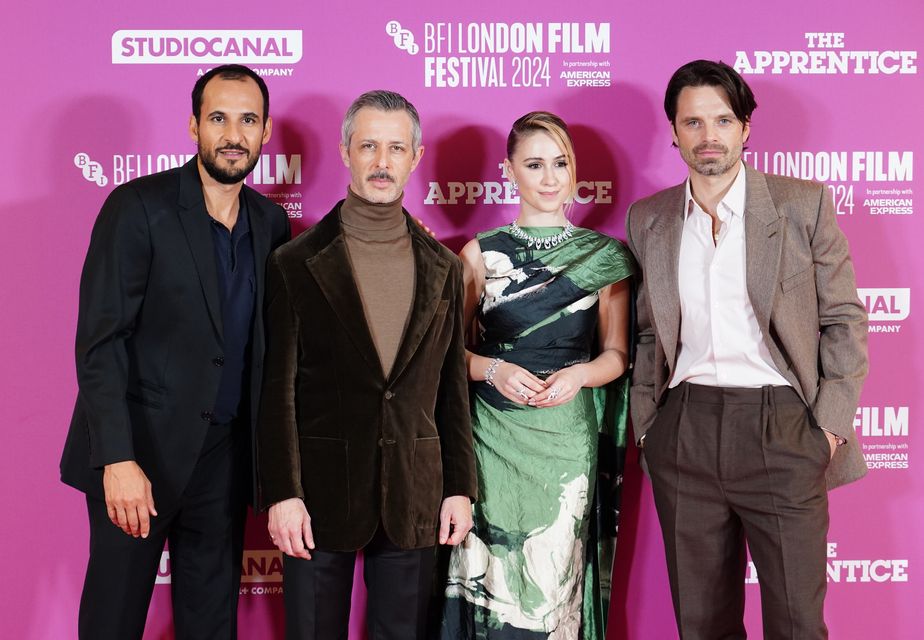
[645,383,831,640]
[78,423,248,640]
[283,526,437,640]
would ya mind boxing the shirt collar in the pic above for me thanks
[683,162,747,222]
[209,191,251,238]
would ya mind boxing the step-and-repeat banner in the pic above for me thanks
[1,1,921,638]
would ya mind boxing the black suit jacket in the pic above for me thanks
[60,158,291,510]
[256,204,477,551]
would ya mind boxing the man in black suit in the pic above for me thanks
[60,64,290,639]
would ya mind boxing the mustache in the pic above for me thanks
[693,143,728,154]
[216,144,249,154]
[367,170,395,183]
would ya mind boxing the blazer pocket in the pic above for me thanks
[780,265,815,294]
[300,436,350,526]
[125,379,165,409]
[413,436,443,529]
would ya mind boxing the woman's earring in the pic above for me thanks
[503,166,517,191]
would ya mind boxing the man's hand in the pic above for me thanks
[103,461,157,538]
[823,429,837,461]
[268,498,315,560]
[439,495,473,545]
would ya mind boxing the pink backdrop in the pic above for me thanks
[1,1,921,637]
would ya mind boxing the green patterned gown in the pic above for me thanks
[441,225,634,640]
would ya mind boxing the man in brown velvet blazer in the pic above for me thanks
[627,61,868,639]
[257,90,477,639]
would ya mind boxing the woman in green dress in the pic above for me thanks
[441,112,634,639]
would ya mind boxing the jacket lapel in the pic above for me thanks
[303,212,383,376]
[387,220,450,384]
[645,185,685,371]
[743,166,784,334]
[176,158,223,340]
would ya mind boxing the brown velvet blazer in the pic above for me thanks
[256,203,477,551]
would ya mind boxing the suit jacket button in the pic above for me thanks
[213,356,224,367]
[201,410,213,422]
[384,390,395,400]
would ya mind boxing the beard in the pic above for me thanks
[682,142,742,177]
[199,142,261,185]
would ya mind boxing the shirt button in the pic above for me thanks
[384,390,395,400]
[213,356,225,367]
[200,410,214,422]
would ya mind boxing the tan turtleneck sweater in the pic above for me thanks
[340,187,415,378]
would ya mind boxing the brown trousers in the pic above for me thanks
[645,383,831,640]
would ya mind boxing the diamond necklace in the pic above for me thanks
[508,220,575,249]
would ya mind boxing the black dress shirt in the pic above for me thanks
[209,195,255,424]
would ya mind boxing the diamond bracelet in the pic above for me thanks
[485,357,503,387]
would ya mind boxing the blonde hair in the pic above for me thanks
[506,111,577,203]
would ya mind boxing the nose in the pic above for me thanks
[374,145,389,168]
[702,121,720,141]
[223,120,243,143]
[541,165,558,185]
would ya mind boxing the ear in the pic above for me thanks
[262,115,273,145]
[742,119,751,145]
[670,122,679,148]
[502,158,515,182]
[188,115,199,144]
[409,145,425,172]
[339,142,351,168]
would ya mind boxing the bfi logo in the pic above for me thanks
[386,21,419,55]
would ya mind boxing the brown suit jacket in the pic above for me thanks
[256,203,477,550]
[626,165,868,489]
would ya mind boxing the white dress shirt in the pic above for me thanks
[669,164,791,389]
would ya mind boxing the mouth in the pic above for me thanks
[694,145,727,158]
[538,191,560,198]
[217,147,248,161]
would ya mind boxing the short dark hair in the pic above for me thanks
[191,64,269,122]
[664,60,757,126]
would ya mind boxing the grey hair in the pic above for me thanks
[341,90,422,152]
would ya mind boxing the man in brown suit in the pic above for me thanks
[256,90,477,639]
[627,60,868,639]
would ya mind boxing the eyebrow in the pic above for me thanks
[522,155,566,162]
[206,110,261,120]
[358,139,408,146]
[683,112,736,120]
